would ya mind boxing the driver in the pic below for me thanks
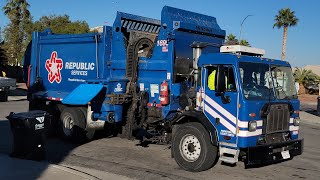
[208,70,216,90]
[208,69,230,91]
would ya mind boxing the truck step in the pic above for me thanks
[219,156,238,164]
[219,147,240,164]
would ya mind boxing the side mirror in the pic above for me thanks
[215,65,226,93]
[215,65,230,104]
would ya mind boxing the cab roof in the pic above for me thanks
[198,53,291,67]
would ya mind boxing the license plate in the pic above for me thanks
[281,150,290,159]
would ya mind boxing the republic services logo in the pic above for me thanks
[45,51,63,83]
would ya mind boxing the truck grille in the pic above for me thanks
[265,104,290,134]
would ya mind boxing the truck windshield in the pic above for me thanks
[271,65,297,99]
[239,62,274,100]
[239,62,297,100]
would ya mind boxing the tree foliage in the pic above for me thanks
[273,8,299,60]
[239,39,250,47]
[225,34,238,45]
[2,0,31,65]
[2,0,90,65]
[273,8,298,29]
[225,33,250,46]
[32,15,90,34]
[0,43,8,65]
[293,68,319,86]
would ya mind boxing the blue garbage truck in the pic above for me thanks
[23,6,303,171]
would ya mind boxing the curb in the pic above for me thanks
[300,111,320,125]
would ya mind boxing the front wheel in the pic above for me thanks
[172,122,218,172]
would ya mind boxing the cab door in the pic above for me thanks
[201,65,239,145]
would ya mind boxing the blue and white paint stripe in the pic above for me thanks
[203,93,300,138]
[204,94,263,137]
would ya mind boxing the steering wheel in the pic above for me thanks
[244,83,257,97]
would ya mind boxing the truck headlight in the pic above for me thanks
[248,121,257,132]
[293,117,300,126]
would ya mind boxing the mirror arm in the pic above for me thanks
[219,92,231,104]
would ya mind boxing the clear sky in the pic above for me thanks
[0,0,318,67]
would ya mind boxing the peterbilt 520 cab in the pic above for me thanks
[23,6,303,171]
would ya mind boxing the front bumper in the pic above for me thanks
[244,139,303,166]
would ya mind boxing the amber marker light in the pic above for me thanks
[249,113,256,118]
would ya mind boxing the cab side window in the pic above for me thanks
[206,65,236,92]
[225,66,236,92]
[207,66,217,91]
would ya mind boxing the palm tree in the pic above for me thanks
[293,68,318,94]
[273,8,298,60]
[3,0,30,28]
[225,34,238,45]
[3,0,31,65]
[225,34,251,47]
[240,39,250,47]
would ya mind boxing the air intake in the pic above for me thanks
[121,19,161,34]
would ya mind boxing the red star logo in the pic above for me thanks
[45,51,63,83]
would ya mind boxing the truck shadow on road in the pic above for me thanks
[45,131,112,163]
[0,118,110,179]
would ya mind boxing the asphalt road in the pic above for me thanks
[0,99,320,180]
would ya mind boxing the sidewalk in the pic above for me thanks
[0,154,131,180]
[300,111,320,125]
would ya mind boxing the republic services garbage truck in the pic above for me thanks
[23,6,303,171]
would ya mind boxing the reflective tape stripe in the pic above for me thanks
[47,97,63,101]
[290,118,294,123]
[204,103,236,134]
[238,120,263,128]
[238,129,263,137]
[289,125,299,131]
[204,94,237,124]
[205,94,263,129]
[204,94,296,137]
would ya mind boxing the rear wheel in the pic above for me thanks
[60,107,94,142]
[172,122,218,172]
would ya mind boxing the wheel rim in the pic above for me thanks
[63,114,74,136]
[179,134,201,162]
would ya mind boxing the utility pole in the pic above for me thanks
[239,15,253,45]
[318,84,320,115]
[0,20,3,42]
[0,26,2,42]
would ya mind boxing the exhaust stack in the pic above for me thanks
[191,42,207,87]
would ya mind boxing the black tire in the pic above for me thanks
[60,107,91,142]
[0,91,8,102]
[172,122,218,172]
